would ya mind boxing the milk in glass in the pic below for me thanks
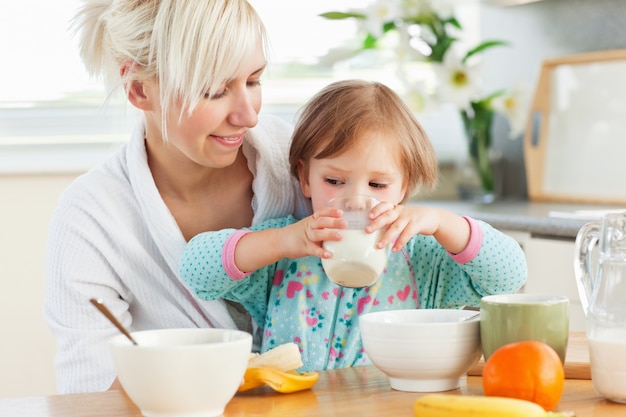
[589,329,626,403]
[322,229,387,288]
[321,195,388,288]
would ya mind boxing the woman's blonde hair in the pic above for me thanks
[72,0,267,126]
[289,79,438,202]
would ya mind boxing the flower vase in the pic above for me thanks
[456,105,502,204]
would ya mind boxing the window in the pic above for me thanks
[0,1,136,173]
[0,1,472,173]
[247,1,370,121]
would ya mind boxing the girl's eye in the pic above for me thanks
[325,178,343,186]
[248,80,262,88]
[369,182,388,189]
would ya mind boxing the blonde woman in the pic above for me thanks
[44,0,310,393]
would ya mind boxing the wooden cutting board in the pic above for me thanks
[468,331,591,380]
[524,49,626,205]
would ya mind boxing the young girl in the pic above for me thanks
[180,80,527,371]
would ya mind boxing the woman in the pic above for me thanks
[44,0,310,393]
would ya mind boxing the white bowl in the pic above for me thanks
[109,328,252,417]
[360,309,481,392]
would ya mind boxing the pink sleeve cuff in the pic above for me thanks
[448,216,483,264]
[222,230,253,280]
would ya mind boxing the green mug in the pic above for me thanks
[480,294,570,363]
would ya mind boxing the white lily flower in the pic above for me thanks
[393,25,431,63]
[403,80,442,113]
[433,48,480,110]
[400,0,430,17]
[361,0,403,38]
[491,80,532,138]
[404,88,428,113]
[416,20,437,48]
[322,1,528,146]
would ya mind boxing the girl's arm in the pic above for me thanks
[367,203,527,294]
[409,220,527,309]
[180,209,344,300]
[232,207,345,273]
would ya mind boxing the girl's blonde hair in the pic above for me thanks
[72,0,267,129]
[289,79,438,202]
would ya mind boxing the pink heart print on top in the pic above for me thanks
[306,316,318,326]
[358,296,372,314]
[397,285,410,301]
[273,270,284,287]
[286,281,304,298]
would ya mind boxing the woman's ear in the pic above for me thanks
[127,80,154,111]
[120,61,154,111]
[297,160,312,198]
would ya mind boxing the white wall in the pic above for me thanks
[0,173,77,397]
[483,0,626,93]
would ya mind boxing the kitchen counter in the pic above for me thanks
[415,199,626,239]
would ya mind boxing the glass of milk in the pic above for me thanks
[321,195,388,288]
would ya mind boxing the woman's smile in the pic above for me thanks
[212,134,245,147]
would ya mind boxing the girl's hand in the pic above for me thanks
[365,204,470,254]
[279,207,346,259]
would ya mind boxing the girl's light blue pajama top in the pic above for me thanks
[179,215,526,372]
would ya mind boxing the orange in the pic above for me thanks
[482,340,565,411]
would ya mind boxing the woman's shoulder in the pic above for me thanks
[59,121,146,208]
[54,144,134,219]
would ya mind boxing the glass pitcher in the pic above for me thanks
[574,211,626,402]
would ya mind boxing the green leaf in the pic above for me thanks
[463,40,510,62]
[429,37,457,62]
[469,97,498,117]
[481,90,507,104]
[319,12,365,20]
[442,16,462,30]
[356,22,399,50]
[382,21,398,32]
[363,33,379,49]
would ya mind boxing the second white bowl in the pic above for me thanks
[360,309,481,392]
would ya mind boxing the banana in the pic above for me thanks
[247,342,303,372]
[239,367,319,393]
[239,343,318,393]
[413,394,573,417]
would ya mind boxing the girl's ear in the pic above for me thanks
[400,182,409,203]
[297,160,312,198]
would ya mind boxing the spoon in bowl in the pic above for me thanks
[462,312,481,322]
[89,298,138,345]
[461,305,480,322]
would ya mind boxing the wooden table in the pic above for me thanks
[2,365,625,417]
